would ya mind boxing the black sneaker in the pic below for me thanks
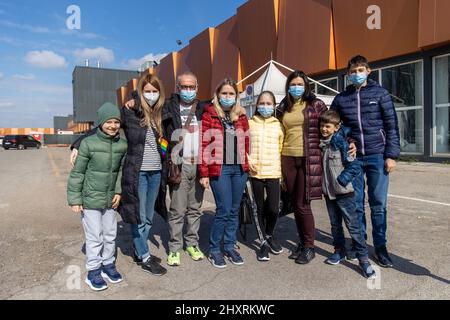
[257,244,270,262]
[224,249,244,265]
[375,246,394,268]
[288,242,304,260]
[141,257,167,276]
[133,250,161,265]
[266,236,283,255]
[295,247,315,265]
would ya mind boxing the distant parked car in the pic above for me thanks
[0,136,3,146]
[2,135,41,150]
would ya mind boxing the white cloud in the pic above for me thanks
[124,53,167,71]
[0,102,15,108]
[60,29,104,40]
[0,19,50,33]
[74,47,114,65]
[12,73,35,80]
[25,50,67,69]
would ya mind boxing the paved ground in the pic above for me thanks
[0,147,449,300]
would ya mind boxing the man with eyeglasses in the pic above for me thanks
[163,72,207,266]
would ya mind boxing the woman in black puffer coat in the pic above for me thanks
[70,74,169,276]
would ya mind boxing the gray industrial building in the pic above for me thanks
[53,115,73,131]
[72,66,139,124]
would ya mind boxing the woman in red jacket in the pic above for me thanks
[276,70,327,265]
[199,78,250,268]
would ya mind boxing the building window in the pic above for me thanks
[434,54,450,155]
[381,61,424,154]
[313,77,338,96]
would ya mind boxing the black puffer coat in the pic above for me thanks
[118,103,170,224]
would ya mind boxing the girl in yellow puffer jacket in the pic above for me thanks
[248,91,284,262]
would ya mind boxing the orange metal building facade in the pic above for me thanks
[117,0,450,161]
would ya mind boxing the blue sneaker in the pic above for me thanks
[101,264,123,284]
[208,252,227,269]
[326,250,346,265]
[85,269,108,291]
[359,260,377,279]
[224,249,244,266]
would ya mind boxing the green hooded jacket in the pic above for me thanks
[67,102,127,209]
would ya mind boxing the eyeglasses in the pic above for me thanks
[178,85,197,91]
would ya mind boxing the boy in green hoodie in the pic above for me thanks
[67,102,127,291]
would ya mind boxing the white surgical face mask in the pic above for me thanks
[143,92,160,106]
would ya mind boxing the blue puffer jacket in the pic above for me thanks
[330,79,400,159]
[332,126,361,187]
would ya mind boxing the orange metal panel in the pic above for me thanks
[18,128,25,135]
[117,86,126,107]
[176,45,191,78]
[236,0,279,86]
[140,67,155,77]
[155,52,178,98]
[211,16,242,94]
[277,0,335,76]
[180,28,215,100]
[333,0,420,69]
[418,0,450,48]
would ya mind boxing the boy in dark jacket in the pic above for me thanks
[331,55,400,268]
[67,102,127,291]
[319,110,375,279]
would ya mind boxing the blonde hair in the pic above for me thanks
[137,74,165,137]
[212,78,241,122]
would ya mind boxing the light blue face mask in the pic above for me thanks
[220,96,236,110]
[288,85,305,99]
[180,90,197,103]
[257,105,274,118]
[348,72,368,86]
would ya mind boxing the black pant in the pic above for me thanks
[250,178,280,238]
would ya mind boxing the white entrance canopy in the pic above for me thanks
[238,60,338,117]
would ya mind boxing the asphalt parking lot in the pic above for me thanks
[0,146,449,300]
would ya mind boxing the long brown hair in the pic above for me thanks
[285,70,315,112]
[137,74,165,136]
[212,78,241,122]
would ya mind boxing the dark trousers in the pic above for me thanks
[281,156,315,248]
[325,194,369,260]
[250,178,280,238]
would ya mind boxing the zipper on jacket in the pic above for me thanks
[380,129,386,145]
[357,89,365,155]
[259,118,266,172]
[108,139,113,208]
[304,105,310,202]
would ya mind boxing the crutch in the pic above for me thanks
[245,179,266,246]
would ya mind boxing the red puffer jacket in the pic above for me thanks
[276,97,327,201]
[199,104,250,177]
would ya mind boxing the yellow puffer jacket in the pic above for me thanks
[248,115,284,179]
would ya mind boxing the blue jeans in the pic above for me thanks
[352,154,389,248]
[325,195,368,260]
[132,170,161,260]
[209,165,248,253]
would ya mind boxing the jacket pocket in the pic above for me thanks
[380,129,386,146]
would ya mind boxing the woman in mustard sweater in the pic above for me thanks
[248,91,284,261]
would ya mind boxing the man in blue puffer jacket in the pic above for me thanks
[331,55,400,268]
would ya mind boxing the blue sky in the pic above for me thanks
[0,0,247,128]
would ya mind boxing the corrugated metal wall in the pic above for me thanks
[73,67,139,123]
